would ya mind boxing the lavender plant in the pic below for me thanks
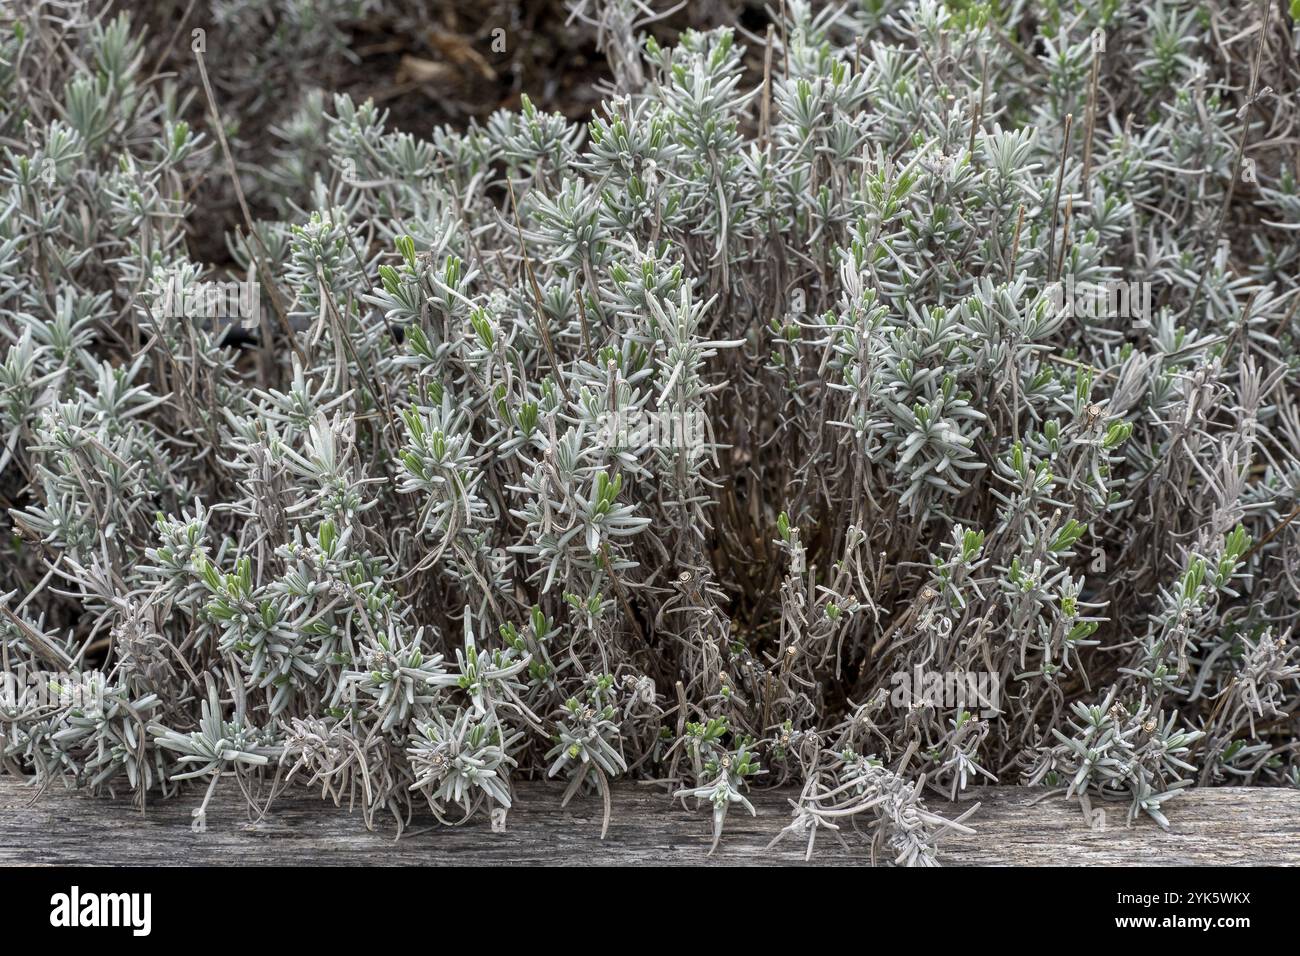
[2,0,1299,864]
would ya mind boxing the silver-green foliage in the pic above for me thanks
[2,0,1299,863]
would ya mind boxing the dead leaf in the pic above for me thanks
[427,28,497,81]
[396,55,456,85]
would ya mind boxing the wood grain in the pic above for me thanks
[2,778,1296,865]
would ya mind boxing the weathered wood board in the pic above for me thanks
[2,778,1296,865]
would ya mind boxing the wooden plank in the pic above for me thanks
[1,778,1297,865]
